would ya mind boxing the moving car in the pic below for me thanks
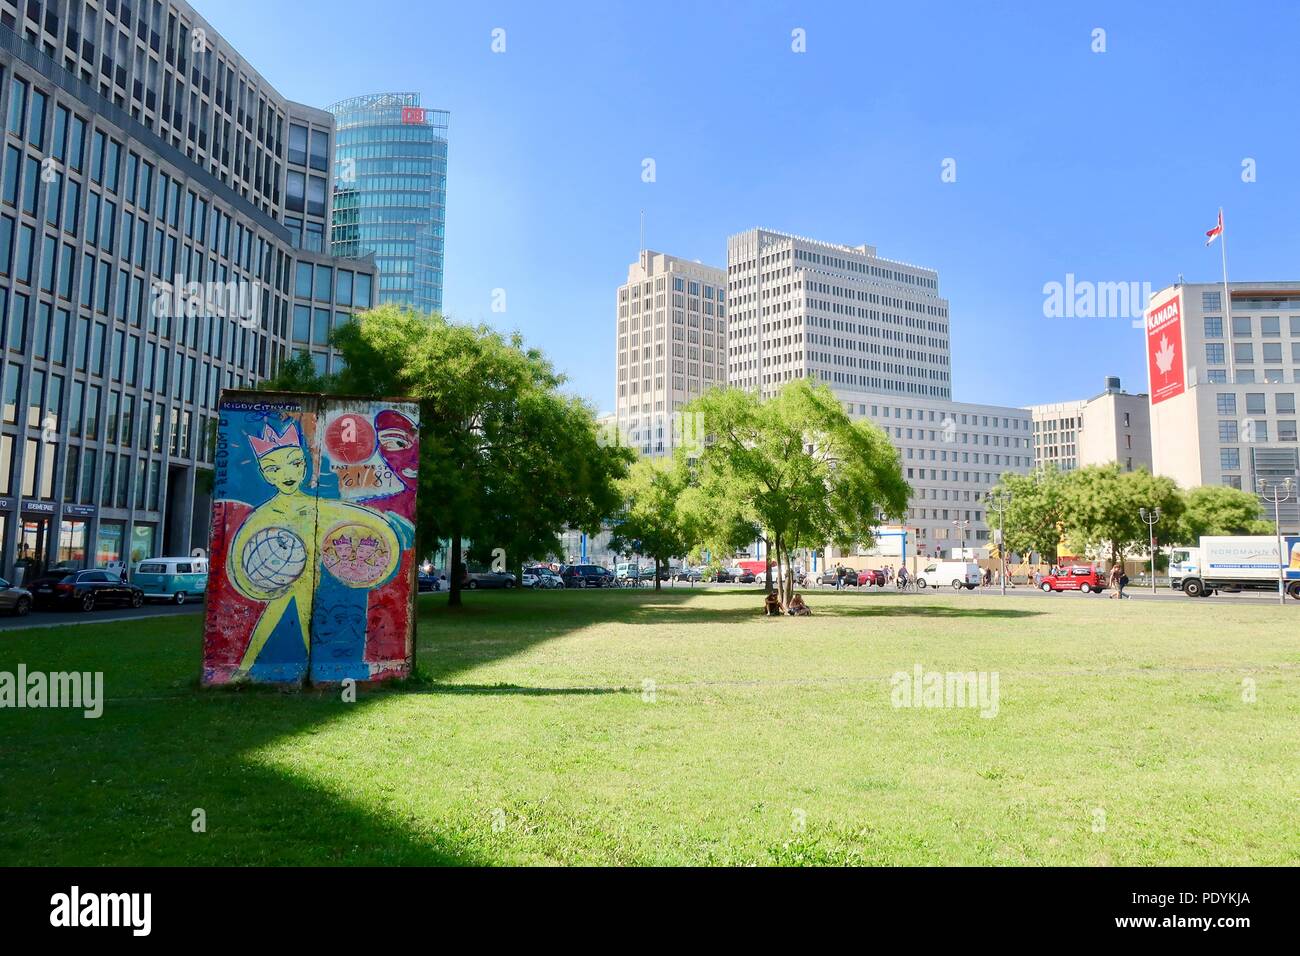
[916,561,981,590]
[133,556,209,605]
[0,578,32,616]
[1039,565,1105,593]
[29,569,145,611]
[562,564,612,588]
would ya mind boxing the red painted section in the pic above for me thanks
[200,499,263,683]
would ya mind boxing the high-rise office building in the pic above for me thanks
[1146,281,1300,529]
[614,249,726,456]
[328,93,448,314]
[724,228,1032,558]
[0,0,376,582]
[1026,376,1152,473]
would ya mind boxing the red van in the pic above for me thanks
[1039,565,1105,593]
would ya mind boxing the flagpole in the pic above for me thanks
[1219,207,1234,381]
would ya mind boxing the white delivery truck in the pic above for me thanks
[916,560,982,590]
[1168,535,1300,599]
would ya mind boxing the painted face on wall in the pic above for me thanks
[256,445,307,494]
[375,410,418,484]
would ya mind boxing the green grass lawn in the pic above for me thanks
[1,587,1296,866]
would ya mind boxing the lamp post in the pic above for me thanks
[1256,477,1295,605]
[988,490,1011,597]
[951,518,971,560]
[1139,506,1161,595]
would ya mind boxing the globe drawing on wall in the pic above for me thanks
[241,527,308,595]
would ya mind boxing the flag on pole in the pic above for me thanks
[1205,209,1224,246]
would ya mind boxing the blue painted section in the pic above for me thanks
[248,594,309,682]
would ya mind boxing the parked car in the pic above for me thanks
[133,556,209,605]
[916,561,982,590]
[1039,565,1105,594]
[816,569,858,587]
[562,564,612,588]
[417,570,445,592]
[525,566,565,589]
[858,568,886,587]
[711,567,735,583]
[465,570,516,590]
[615,562,647,583]
[29,569,145,611]
[0,578,32,616]
[673,566,704,583]
[735,568,757,584]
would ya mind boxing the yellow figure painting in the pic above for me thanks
[227,421,401,679]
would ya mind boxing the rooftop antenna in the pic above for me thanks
[639,209,645,255]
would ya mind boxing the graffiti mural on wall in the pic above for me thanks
[201,391,420,686]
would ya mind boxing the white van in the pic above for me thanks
[916,561,981,590]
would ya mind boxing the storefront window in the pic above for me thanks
[130,523,156,566]
[96,521,125,567]
[57,519,86,569]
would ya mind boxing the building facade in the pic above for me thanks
[1147,281,1300,529]
[614,249,726,457]
[328,92,447,315]
[0,0,375,583]
[725,228,1029,560]
[1026,376,1152,473]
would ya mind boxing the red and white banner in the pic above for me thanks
[400,106,427,125]
[1146,291,1186,405]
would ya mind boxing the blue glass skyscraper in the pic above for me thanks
[327,93,448,314]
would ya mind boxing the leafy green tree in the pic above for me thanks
[688,380,909,604]
[1173,485,1270,543]
[271,306,631,606]
[1060,464,1184,565]
[260,349,331,393]
[607,455,692,591]
[988,466,1071,564]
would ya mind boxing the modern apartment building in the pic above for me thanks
[0,0,375,583]
[614,249,726,456]
[328,92,448,314]
[1026,376,1152,473]
[1147,281,1300,529]
[724,228,1030,560]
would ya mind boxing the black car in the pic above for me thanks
[562,564,611,588]
[29,569,145,611]
[736,569,757,584]
[417,571,445,592]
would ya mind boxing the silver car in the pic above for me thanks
[0,577,33,616]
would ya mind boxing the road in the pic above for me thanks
[0,601,205,632]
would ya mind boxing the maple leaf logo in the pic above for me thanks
[1154,335,1176,376]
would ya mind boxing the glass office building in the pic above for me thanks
[327,92,448,314]
[0,0,376,583]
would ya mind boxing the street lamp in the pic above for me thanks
[951,518,971,560]
[1139,506,1161,595]
[1256,477,1295,606]
[988,490,1011,597]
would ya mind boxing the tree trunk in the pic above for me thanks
[764,536,773,592]
[448,534,463,607]
[654,557,662,592]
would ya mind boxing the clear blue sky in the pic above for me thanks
[199,0,1300,413]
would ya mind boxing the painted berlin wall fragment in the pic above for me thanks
[201,391,420,686]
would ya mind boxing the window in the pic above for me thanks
[1218,420,1238,442]
[313,265,332,301]
[1245,393,1266,416]
[1280,421,1298,442]
[294,261,312,297]
[1205,343,1225,365]
[1233,343,1253,364]
[1263,342,1283,363]
[1261,315,1280,337]
[1232,316,1252,337]
[1216,393,1236,415]
[1277,393,1296,414]
[1203,316,1222,338]
[1220,448,1240,470]
[288,124,307,165]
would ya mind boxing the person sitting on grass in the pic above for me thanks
[763,590,783,616]
[787,592,811,616]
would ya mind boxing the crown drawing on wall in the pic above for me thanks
[249,422,302,458]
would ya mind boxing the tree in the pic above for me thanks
[607,455,692,591]
[271,306,631,606]
[1059,464,1184,565]
[688,380,910,605]
[988,466,1071,564]
[1173,485,1270,543]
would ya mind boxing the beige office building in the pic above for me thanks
[725,228,1032,559]
[1026,377,1152,473]
[1146,281,1300,529]
[614,251,727,456]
